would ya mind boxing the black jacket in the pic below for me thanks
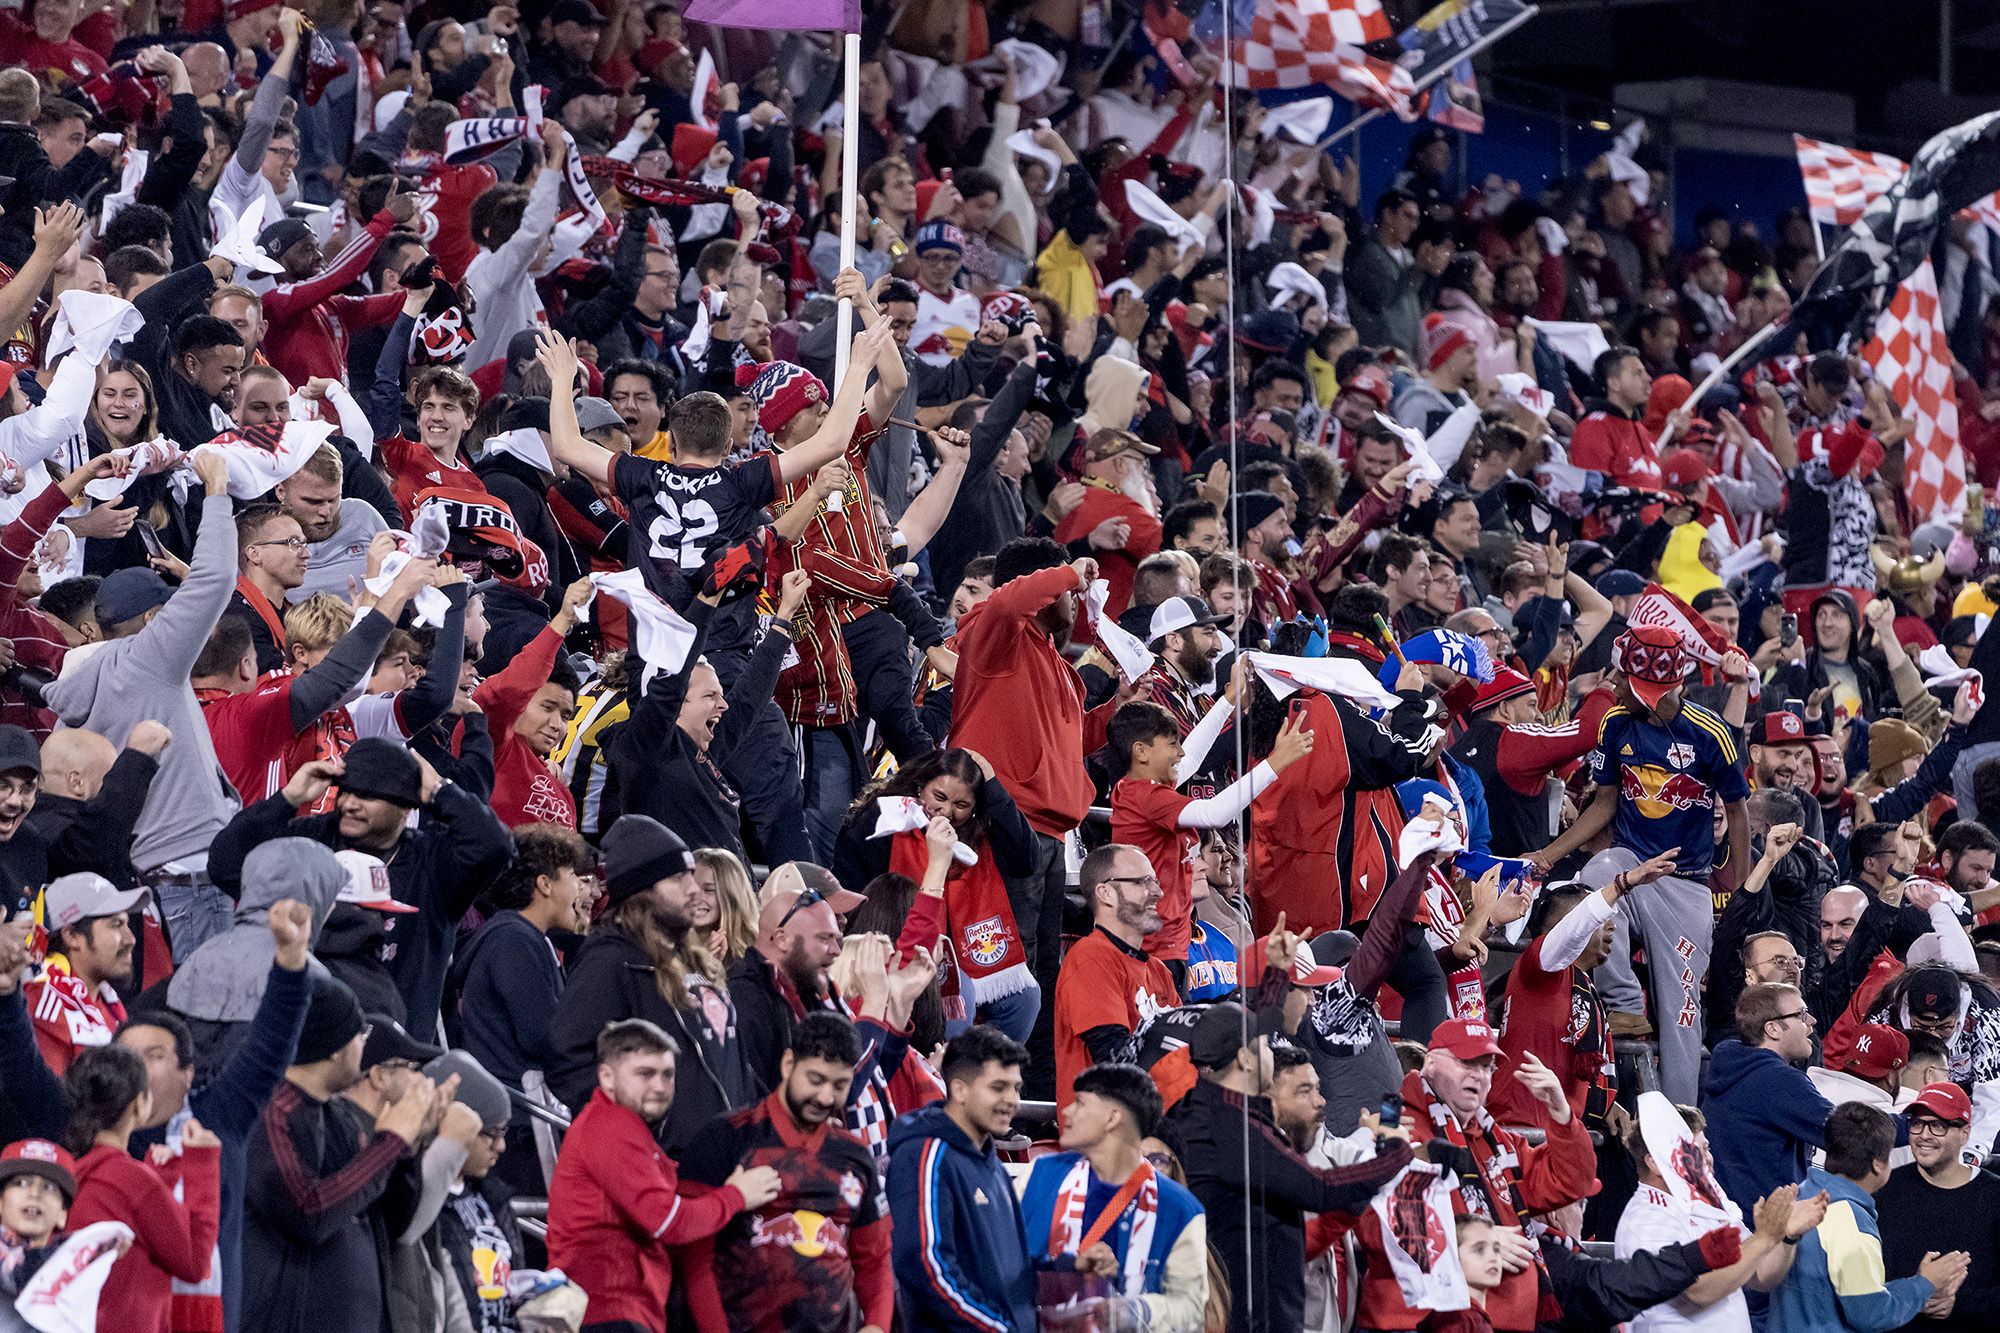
[543,923,755,1154]
[205,782,514,1042]
[1807,886,1933,1028]
[1164,1079,1413,1333]
[444,908,562,1091]
[474,583,554,678]
[19,746,157,888]
[473,450,578,608]
[0,122,109,266]
[316,904,408,1024]
[1541,1229,1721,1331]
[242,1083,421,1333]
[1709,836,1837,1044]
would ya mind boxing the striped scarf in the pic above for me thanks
[1047,1156,1158,1301]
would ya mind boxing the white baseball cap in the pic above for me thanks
[333,850,418,915]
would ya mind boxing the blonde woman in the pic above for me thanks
[690,848,758,964]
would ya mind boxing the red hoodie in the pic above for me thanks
[259,207,407,389]
[67,1142,221,1333]
[948,563,1116,838]
[473,624,578,829]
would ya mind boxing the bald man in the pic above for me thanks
[727,863,862,1094]
[1810,882,1940,1027]
[181,42,230,104]
[1821,886,1868,967]
[21,723,171,891]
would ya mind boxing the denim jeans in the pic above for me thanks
[149,875,235,962]
[799,723,861,864]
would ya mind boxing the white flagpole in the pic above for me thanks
[1654,316,1781,451]
[833,31,862,395]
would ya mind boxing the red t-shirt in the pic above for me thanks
[1052,927,1177,1108]
[1568,410,1663,489]
[379,436,487,519]
[199,677,301,805]
[1110,776,1198,961]
[474,624,579,829]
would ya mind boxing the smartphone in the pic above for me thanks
[1779,613,1798,648]
[1379,1091,1404,1128]
[136,522,167,561]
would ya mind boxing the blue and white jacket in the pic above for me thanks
[887,1106,1037,1332]
[1018,1152,1209,1333]
[1771,1166,1934,1333]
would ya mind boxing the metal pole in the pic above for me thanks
[833,31,861,394]
[1942,0,1955,97]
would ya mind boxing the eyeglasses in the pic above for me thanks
[1908,1118,1965,1138]
[1100,874,1161,891]
[266,145,301,162]
[778,886,825,928]
[1767,1009,1809,1027]
[1144,1151,1176,1169]
[248,536,309,552]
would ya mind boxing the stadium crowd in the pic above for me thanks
[0,0,1999,1330]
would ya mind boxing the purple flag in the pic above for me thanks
[681,0,859,30]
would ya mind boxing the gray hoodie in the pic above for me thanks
[165,837,346,1024]
[45,493,240,871]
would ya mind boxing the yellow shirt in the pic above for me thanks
[635,431,672,462]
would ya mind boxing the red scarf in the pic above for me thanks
[233,576,287,655]
[888,829,1031,1005]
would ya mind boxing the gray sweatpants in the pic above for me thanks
[1583,847,1713,1105]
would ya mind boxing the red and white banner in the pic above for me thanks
[1865,259,1964,527]
[1629,583,1734,667]
[1240,0,1415,114]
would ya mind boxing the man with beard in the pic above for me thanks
[1876,1082,2000,1329]
[1052,844,1179,1107]
[1133,594,1231,754]
[1709,797,1837,1044]
[676,1012,895,1333]
[157,315,246,448]
[547,1017,783,1333]
[24,873,144,1074]
[277,446,389,603]
[204,739,513,1043]
[1855,963,2000,1155]
[726,863,867,1093]
[1751,710,1825,842]
[1528,626,1750,1103]
[1054,430,1165,619]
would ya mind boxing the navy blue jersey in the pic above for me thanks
[612,451,782,656]
[1588,701,1749,879]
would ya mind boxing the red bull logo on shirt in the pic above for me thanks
[751,1210,849,1260]
[1622,765,1710,819]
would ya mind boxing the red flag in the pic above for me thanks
[1793,134,1905,228]
[1240,0,1415,116]
[1865,258,1964,527]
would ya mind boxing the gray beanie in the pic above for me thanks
[426,1050,512,1132]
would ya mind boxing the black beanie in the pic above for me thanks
[1227,490,1286,546]
[602,815,694,906]
[295,972,367,1065]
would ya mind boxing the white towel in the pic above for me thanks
[585,568,697,691]
[868,795,979,865]
[43,290,145,365]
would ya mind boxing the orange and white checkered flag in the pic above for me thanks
[1863,258,1963,526]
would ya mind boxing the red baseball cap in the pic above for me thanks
[1338,363,1393,410]
[1661,448,1712,494]
[1908,1081,1972,1124]
[1838,1024,1909,1079]
[0,1139,75,1202]
[1760,711,1808,746]
[1612,625,1690,708]
[1430,1018,1504,1062]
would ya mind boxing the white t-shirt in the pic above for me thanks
[911,286,982,367]
[1613,1184,1751,1333]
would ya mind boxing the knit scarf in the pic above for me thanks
[887,828,1031,1003]
[1046,1156,1158,1301]
[1419,865,1486,1022]
[442,86,608,236]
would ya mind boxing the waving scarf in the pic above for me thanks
[1046,1157,1159,1302]
[588,160,802,264]
[887,827,1030,1003]
[443,86,609,236]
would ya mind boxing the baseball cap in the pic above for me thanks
[1149,595,1230,646]
[0,1140,75,1203]
[1082,429,1159,463]
[1337,363,1393,410]
[1837,1024,1909,1079]
[1611,625,1690,708]
[361,1015,444,1071]
[333,850,418,915]
[255,217,315,258]
[575,397,625,434]
[95,567,174,628]
[1185,1001,1286,1068]
[43,872,145,934]
[548,0,606,26]
[1903,966,1963,1025]
[1759,711,1808,746]
[1429,1017,1504,1062]
[0,726,38,778]
[1908,1081,1972,1124]
[758,861,866,916]
[1593,569,1647,599]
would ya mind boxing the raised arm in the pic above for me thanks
[138,451,239,679]
[773,318,899,484]
[535,331,613,486]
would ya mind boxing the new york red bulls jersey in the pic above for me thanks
[1588,701,1748,880]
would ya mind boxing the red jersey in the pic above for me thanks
[379,436,487,518]
[26,965,126,1074]
[473,625,578,829]
[1110,777,1198,961]
[769,412,894,726]
[1568,408,1663,489]
[1053,486,1163,619]
[1487,932,1613,1129]
[0,13,107,89]
[1052,927,1177,1108]
[414,161,499,284]
[259,208,406,389]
